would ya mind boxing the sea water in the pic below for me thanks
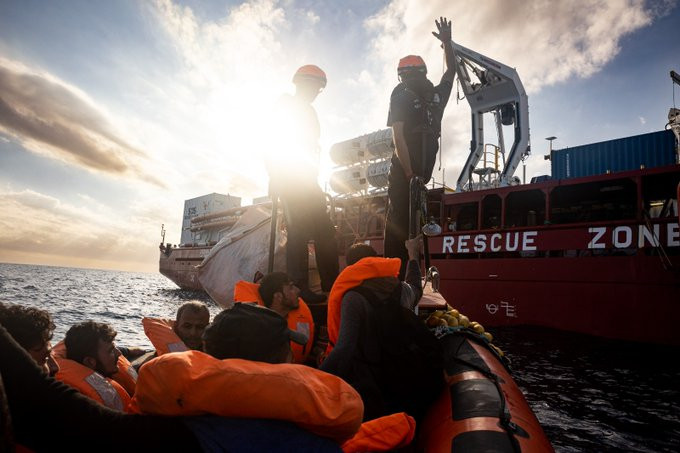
[1,262,678,452]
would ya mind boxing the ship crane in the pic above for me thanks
[452,40,530,191]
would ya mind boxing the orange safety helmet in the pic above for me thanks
[397,55,427,78]
[293,65,327,88]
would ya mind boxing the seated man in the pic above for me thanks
[233,272,315,364]
[141,300,210,358]
[173,301,210,350]
[0,303,59,376]
[0,311,343,452]
[321,236,443,421]
[202,302,308,363]
[130,303,360,449]
[54,321,131,410]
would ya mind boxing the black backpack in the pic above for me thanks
[348,284,444,421]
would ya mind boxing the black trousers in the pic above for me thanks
[281,185,339,292]
[383,166,410,280]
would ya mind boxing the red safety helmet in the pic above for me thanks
[293,65,327,88]
[397,55,427,78]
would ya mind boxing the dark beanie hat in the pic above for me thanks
[202,303,307,363]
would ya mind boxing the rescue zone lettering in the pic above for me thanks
[441,231,538,253]
[440,223,680,253]
[587,223,679,249]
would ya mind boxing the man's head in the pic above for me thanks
[258,272,300,315]
[174,301,210,350]
[202,303,307,364]
[346,243,379,266]
[64,321,120,377]
[293,64,326,103]
[397,55,427,82]
[0,303,59,376]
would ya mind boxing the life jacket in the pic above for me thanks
[129,350,363,443]
[111,354,138,396]
[326,257,401,354]
[341,412,416,453]
[142,317,188,356]
[234,280,315,364]
[52,341,131,411]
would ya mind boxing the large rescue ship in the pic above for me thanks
[160,41,680,345]
[159,193,245,291]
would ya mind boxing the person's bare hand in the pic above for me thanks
[432,16,452,43]
[405,235,423,260]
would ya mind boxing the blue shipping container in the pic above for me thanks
[551,130,677,180]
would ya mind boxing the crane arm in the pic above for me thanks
[452,41,530,190]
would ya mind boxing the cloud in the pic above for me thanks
[0,188,171,272]
[366,0,654,93]
[361,0,660,185]
[0,59,166,187]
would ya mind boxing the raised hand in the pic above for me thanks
[431,16,452,43]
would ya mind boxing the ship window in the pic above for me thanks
[505,190,545,227]
[549,178,636,224]
[642,172,678,218]
[448,202,478,231]
[482,195,502,229]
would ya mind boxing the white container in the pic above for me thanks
[367,160,391,188]
[366,129,394,159]
[330,166,368,193]
[181,193,241,245]
[329,137,367,165]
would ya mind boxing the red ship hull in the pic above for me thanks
[432,253,679,345]
[348,164,680,345]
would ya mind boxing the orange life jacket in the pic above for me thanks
[234,280,315,364]
[341,412,416,453]
[129,350,363,443]
[52,341,131,411]
[142,317,188,356]
[111,354,137,396]
[326,257,401,354]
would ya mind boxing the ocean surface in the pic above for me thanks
[1,262,678,452]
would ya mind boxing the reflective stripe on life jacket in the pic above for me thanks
[234,280,315,364]
[341,412,416,453]
[326,257,400,354]
[52,342,131,411]
[129,350,364,443]
[142,317,188,355]
[111,354,137,396]
[54,338,138,396]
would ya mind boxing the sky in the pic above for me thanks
[0,0,678,273]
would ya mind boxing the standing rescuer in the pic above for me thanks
[267,64,339,303]
[384,17,455,278]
